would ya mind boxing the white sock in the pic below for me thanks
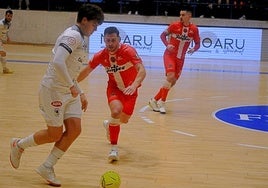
[43,147,64,168]
[0,56,7,69]
[17,134,37,149]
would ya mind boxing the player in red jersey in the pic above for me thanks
[77,26,146,162]
[149,9,200,114]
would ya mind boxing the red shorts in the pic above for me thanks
[106,85,138,116]
[163,50,185,79]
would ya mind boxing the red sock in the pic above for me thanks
[154,88,163,101]
[161,88,170,101]
[109,125,120,145]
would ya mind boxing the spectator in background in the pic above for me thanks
[233,0,246,19]
[139,0,155,15]
[199,0,216,18]
[105,0,119,13]
[19,0,30,10]
[0,0,16,9]
[127,0,140,15]
[216,0,230,18]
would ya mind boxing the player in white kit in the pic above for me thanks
[9,4,104,187]
[0,9,13,74]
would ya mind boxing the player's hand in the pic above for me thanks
[123,85,136,95]
[187,48,195,55]
[80,93,88,112]
[70,85,79,98]
[166,44,175,52]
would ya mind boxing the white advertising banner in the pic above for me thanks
[89,22,262,61]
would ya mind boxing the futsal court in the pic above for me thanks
[0,44,267,188]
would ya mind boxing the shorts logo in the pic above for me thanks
[54,108,60,117]
[213,105,268,132]
[51,101,62,107]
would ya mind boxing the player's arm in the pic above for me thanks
[123,62,146,95]
[187,27,201,55]
[193,27,201,51]
[133,63,146,88]
[161,28,175,52]
[77,63,94,82]
[77,61,95,112]
[160,30,169,46]
[53,45,78,97]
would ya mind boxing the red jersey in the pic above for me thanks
[165,21,200,59]
[89,43,142,91]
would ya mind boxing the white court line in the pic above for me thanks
[172,130,196,137]
[9,52,50,57]
[140,116,154,124]
[139,105,150,113]
[165,98,192,102]
[139,98,192,114]
[237,143,268,150]
[138,98,196,137]
[208,96,228,99]
[139,98,193,125]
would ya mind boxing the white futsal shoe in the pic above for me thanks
[148,98,160,112]
[157,100,166,114]
[108,148,119,163]
[10,138,24,169]
[35,164,61,187]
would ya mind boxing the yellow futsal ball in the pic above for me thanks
[100,171,121,188]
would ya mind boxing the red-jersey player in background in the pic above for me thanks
[149,9,200,114]
[77,26,146,162]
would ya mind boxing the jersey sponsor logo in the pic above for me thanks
[51,101,62,107]
[106,64,125,73]
[214,105,268,132]
[171,33,191,42]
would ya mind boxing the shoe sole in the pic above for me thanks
[148,103,160,112]
[3,72,14,74]
[108,156,119,163]
[10,138,20,169]
[35,169,61,187]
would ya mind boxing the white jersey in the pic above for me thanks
[41,25,88,93]
[0,18,11,42]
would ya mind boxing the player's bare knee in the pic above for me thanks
[111,110,122,118]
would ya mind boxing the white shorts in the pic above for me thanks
[39,85,82,127]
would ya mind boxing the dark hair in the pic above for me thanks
[104,26,119,36]
[77,4,104,25]
[6,9,13,15]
